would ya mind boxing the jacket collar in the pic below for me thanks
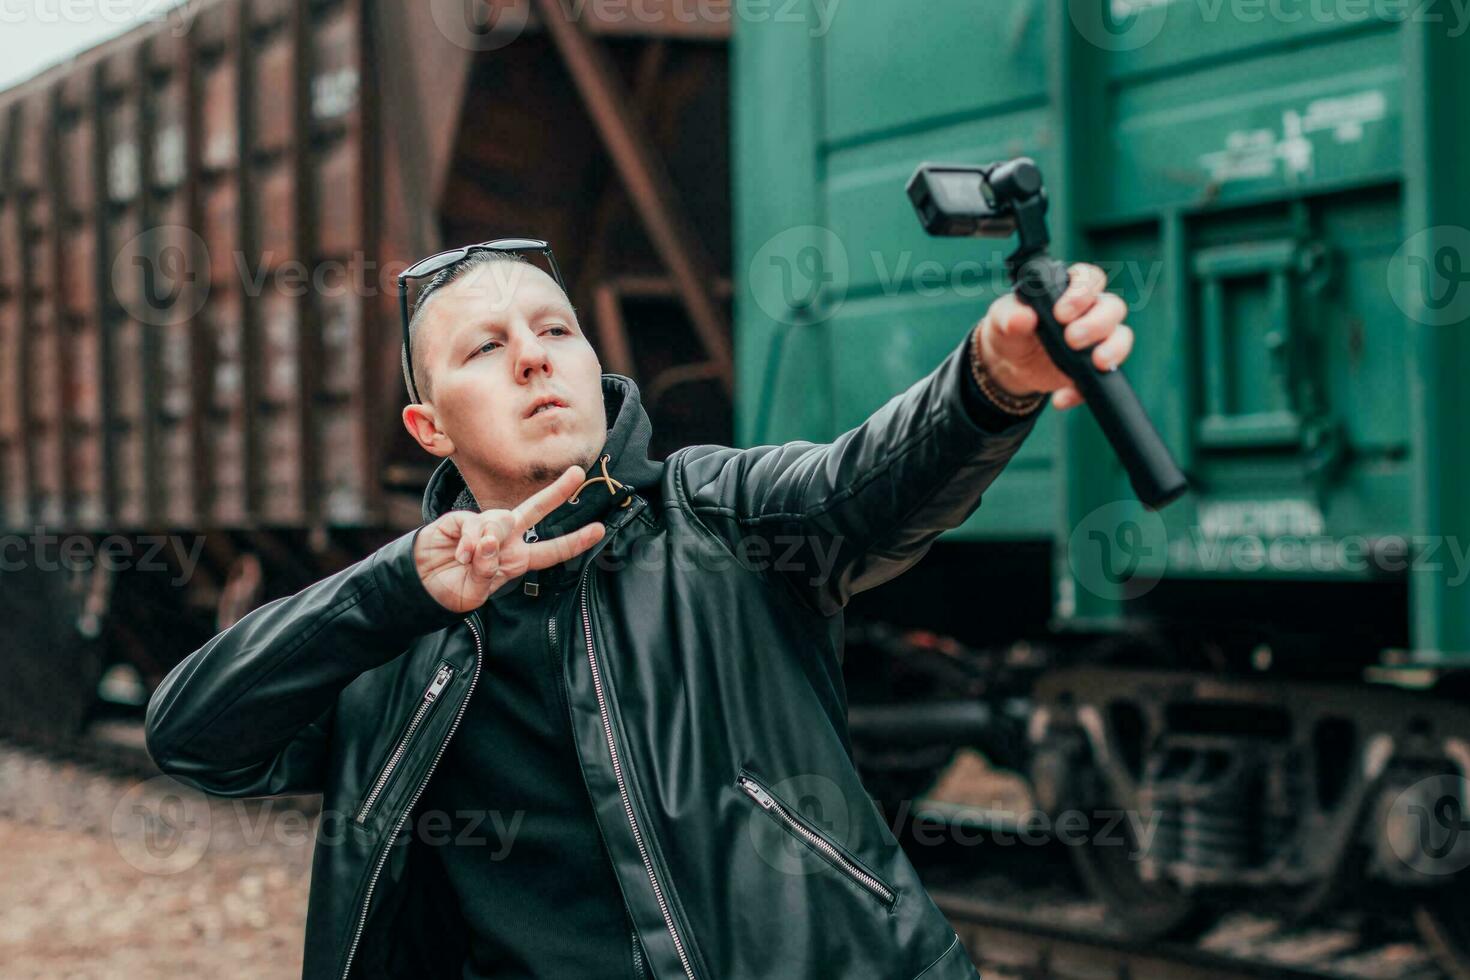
[419,374,664,585]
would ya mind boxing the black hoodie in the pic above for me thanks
[414,375,665,980]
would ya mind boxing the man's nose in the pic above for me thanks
[513,330,551,380]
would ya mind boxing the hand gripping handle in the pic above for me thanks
[1013,256,1187,510]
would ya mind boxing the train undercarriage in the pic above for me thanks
[1028,664,1470,976]
[843,610,1470,977]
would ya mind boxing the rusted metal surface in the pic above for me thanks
[592,275,732,408]
[532,0,733,396]
[0,0,384,532]
[0,0,730,535]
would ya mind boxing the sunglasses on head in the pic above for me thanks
[398,238,567,403]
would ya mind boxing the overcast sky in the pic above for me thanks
[0,1,188,91]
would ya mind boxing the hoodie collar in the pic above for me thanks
[421,372,663,542]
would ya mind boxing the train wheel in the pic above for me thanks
[0,566,107,746]
[1411,672,1470,977]
[1416,883,1470,980]
[1069,806,1215,941]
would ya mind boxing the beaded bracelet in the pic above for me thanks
[970,326,1047,416]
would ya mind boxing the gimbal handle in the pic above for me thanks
[1012,254,1187,510]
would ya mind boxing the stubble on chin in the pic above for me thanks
[523,438,606,486]
[524,460,567,485]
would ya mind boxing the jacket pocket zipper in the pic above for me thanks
[340,617,483,980]
[737,771,897,909]
[355,663,455,824]
[631,925,647,980]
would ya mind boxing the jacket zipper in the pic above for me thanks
[339,615,484,980]
[578,562,699,980]
[737,772,897,908]
[631,926,647,980]
[560,613,648,980]
[355,664,454,824]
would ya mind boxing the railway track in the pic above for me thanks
[938,891,1441,980]
[905,806,1444,980]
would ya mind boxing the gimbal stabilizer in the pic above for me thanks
[907,158,1187,510]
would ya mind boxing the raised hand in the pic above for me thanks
[413,465,606,613]
[977,262,1136,411]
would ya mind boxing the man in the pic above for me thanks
[146,246,1133,979]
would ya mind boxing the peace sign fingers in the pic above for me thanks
[511,464,588,533]
[525,522,607,572]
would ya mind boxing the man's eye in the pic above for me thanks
[477,341,501,355]
[544,325,569,336]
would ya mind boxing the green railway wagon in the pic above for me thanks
[734,0,1470,970]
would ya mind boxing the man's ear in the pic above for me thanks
[402,402,455,458]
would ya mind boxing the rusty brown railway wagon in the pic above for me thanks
[0,0,732,744]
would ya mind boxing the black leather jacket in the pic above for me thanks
[145,332,1038,979]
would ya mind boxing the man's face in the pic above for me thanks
[403,262,606,489]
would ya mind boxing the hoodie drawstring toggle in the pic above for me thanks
[569,454,634,508]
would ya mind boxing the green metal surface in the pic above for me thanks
[733,1,1470,661]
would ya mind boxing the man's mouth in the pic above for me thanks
[526,398,569,419]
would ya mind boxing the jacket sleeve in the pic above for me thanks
[676,329,1043,616]
[144,529,463,798]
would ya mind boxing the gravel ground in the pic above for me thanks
[0,742,315,979]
